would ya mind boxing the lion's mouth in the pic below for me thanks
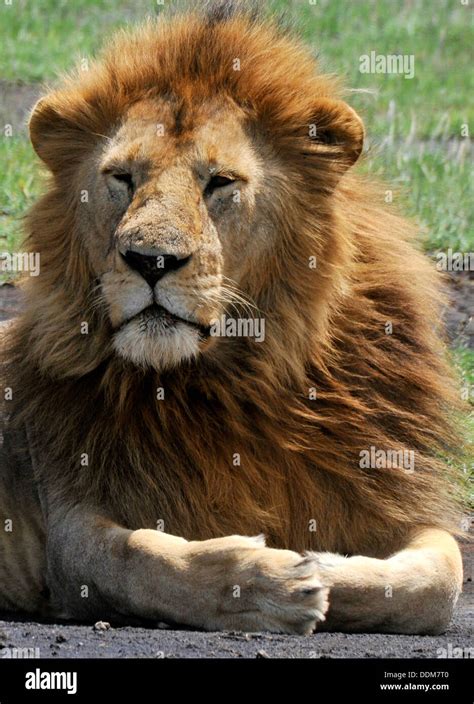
[121,304,211,338]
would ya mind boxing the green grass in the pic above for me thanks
[364,142,473,253]
[272,0,473,141]
[455,349,474,391]
[452,348,474,506]
[0,0,156,83]
[0,138,41,253]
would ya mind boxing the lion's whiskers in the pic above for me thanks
[199,281,261,322]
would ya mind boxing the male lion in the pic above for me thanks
[0,3,465,635]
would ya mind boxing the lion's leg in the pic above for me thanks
[313,528,463,634]
[45,507,328,633]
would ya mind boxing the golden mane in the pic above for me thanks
[3,3,465,557]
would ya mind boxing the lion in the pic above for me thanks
[0,2,466,635]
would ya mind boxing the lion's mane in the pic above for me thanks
[2,2,465,556]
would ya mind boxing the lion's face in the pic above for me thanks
[78,97,265,370]
[28,15,365,375]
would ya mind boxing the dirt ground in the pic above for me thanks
[0,588,472,659]
[444,270,474,349]
[0,80,41,133]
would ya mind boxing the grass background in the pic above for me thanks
[0,0,472,478]
[1,0,472,252]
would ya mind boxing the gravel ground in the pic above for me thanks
[0,590,472,659]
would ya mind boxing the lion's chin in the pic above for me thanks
[112,307,202,370]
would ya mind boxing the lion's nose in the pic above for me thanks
[121,250,192,288]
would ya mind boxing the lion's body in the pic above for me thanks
[0,3,465,633]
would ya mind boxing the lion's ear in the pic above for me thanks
[306,98,364,170]
[29,95,93,172]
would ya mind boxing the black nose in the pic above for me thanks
[121,251,191,288]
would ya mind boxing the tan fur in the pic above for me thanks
[0,3,466,634]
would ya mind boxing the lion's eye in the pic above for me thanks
[204,175,235,197]
[111,173,134,191]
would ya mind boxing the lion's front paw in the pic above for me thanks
[184,535,329,634]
